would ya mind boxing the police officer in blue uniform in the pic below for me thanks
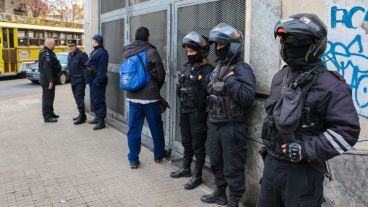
[85,34,109,130]
[67,39,88,125]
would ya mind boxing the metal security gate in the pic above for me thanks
[171,0,246,153]
[129,7,172,148]
[99,0,246,154]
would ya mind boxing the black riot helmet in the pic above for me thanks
[209,23,243,60]
[182,31,210,59]
[274,13,328,64]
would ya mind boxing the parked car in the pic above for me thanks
[26,52,69,84]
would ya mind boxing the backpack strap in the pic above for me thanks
[88,48,103,64]
[136,52,147,73]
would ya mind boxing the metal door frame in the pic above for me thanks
[123,2,173,149]
[170,0,219,153]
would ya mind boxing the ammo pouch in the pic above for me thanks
[208,81,244,121]
[86,65,97,78]
[178,86,196,109]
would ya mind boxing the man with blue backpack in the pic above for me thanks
[85,34,109,130]
[121,27,170,169]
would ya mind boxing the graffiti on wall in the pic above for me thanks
[323,1,368,151]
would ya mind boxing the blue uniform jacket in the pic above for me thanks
[84,45,109,84]
[68,48,88,85]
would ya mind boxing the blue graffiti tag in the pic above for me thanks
[331,6,368,29]
[323,35,368,119]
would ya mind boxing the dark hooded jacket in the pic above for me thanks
[123,40,166,100]
[265,61,361,165]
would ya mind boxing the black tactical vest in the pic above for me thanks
[207,64,245,123]
[177,64,209,113]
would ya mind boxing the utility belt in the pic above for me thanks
[261,149,332,180]
[261,105,322,150]
[86,65,97,78]
[260,115,332,180]
[207,94,244,122]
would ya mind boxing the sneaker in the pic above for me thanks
[130,161,140,169]
[154,149,172,163]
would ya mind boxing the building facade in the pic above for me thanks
[84,0,368,206]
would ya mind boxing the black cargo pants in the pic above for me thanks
[257,155,324,207]
[209,122,248,197]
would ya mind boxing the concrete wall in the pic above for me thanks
[279,1,368,207]
[243,0,281,205]
[83,0,99,113]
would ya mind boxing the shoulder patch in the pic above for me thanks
[329,71,345,81]
[45,53,51,61]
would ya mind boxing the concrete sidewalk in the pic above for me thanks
[0,84,213,207]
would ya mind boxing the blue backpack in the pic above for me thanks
[120,50,151,91]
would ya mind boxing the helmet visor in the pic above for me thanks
[209,23,242,44]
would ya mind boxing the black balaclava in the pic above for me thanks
[187,54,202,65]
[282,34,314,70]
[215,44,230,62]
[284,44,310,69]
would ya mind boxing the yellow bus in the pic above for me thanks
[0,14,84,77]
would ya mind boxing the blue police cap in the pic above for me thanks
[92,34,103,42]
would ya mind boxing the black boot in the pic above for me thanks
[170,159,192,178]
[201,188,227,205]
[227,195,240,207]
[184,163,203,190]
[74,110,86,125]
[93,119,105,130]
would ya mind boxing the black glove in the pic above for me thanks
[281,142,306,163]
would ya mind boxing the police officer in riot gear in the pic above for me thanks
[67,39,88,125]
[170,31,213,190]
[257,13,360,207]
[39,38,62,123]
[201,23,256,207]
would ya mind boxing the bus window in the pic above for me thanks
[2,28,8,48]
[9,29,14,48]
[52,32,58,45]
[79,35,83,46]
[45,31,51,38]
[59,32,66,46]
[75,34,82,46]
[29,31,39,46]
[17,29,27,47]
[28,30,34,38]
[66,33,73,40]
[39,31,45,46]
